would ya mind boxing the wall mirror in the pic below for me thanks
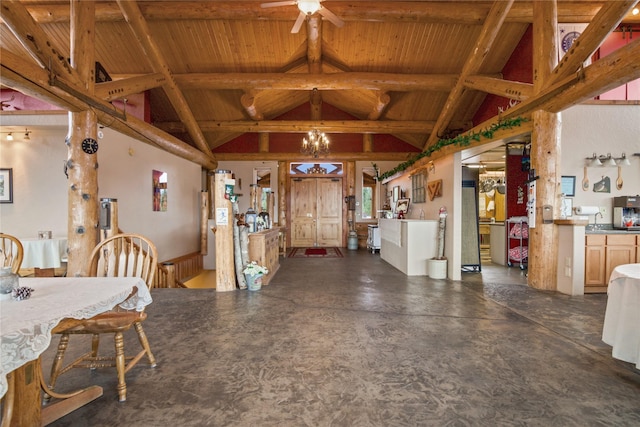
[362,167,376,219]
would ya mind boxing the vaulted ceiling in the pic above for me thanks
[1,1,639,169]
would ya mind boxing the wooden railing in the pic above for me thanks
[153,251,203,288]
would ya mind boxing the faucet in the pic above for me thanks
[594,211,603,229]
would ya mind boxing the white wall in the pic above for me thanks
[560,105,640,223]
[0,117,202,261]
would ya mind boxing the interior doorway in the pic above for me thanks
[290,177,343,247]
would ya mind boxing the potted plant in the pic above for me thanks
[243,261,269,291]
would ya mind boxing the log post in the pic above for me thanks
[528,0,560,291]
[207,171,215,219]
[363,134,373,152]
[67,0,98,277]
[278,161,287,228]
[214,170,236,292]
[258,132,269,153]
[200,191,208,255]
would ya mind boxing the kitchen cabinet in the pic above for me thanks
[248,228,281,286]
[584,234,637,293]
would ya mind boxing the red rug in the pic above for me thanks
[288,247,343,258]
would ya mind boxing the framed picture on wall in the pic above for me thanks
[396,198,410,214]
[561,175,576,197]
[392,186,400,203]
[0,168,13,203]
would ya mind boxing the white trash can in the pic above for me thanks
[428,258,447,279]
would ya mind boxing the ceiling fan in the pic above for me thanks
[261,0,344,34]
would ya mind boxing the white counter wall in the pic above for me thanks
[379,219,438,276]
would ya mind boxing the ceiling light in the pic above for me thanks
[633,8,639,16]
[6,133,13,141]
[301,129,329,158]
[297,0,321,15]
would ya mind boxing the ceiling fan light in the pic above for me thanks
[298,0,320,15]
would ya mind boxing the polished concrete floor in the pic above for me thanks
[44,249,640,426]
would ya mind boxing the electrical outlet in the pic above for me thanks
[599,207,606,215]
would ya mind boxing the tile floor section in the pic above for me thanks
[43,249,640,426]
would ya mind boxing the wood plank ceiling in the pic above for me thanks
[1,1,639,167]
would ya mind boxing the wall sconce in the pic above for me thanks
[23,129,31,140]
[586,152,630,167]
[586,153,601,166]
[6,132,13,141]
[614,153,631,166]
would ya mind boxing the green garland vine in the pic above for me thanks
[378,116,528,181]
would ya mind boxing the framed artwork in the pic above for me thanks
[396,198,410,214]
[0,168,13,203]
[152,169,168,211]
[561,175,576,197]
[561,198,573,218]
[392,186,400,203]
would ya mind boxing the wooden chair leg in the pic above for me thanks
[49,334,70,390]
[0,371,15,427]
[114,332,127,402]
[134,322,157,367]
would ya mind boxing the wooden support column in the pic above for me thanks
[278,161,287,227]
[67,0,98,277]
[528,0,560,291]
[207,171,215,219]
[214,170,235,292]
[363,134,373,152]
[200,191,208,255]
[258,132,269,153]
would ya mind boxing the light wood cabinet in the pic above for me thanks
[248,228,281,286]
[585,234,637,293]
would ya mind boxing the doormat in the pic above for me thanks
[288,247,344,258]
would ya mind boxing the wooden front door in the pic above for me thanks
[290,177,342,247]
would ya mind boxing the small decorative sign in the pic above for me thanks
[427,179,442,201]
[216,207,229,225]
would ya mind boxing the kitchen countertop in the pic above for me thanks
[585,225,640,235]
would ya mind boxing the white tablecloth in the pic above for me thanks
[19,237,68,269]
[0,276,152,397]
[602,263,640,368]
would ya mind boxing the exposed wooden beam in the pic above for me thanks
[368,92,391,120]
[551,0,638,83]
[543,36,640,113]
[21,2,640,25]
[173,72,458,92]
[424,0,515,150]
[0,48,217,169]
[463,75,533,101]
[240,92,264,120]
[213,152,417,162]
[116,0,214,159]
[0,0,78,83]
[95,73,166,101]
[155,120,436,134]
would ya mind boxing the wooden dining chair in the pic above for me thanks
[0,233,24,274]
[48,233,158,402]
[0,233,23,427]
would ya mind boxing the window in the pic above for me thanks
[411,173,426,203]
[362,168,376,219]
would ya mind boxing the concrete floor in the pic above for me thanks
[43,249,640,426]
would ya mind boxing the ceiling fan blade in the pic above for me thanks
[318,7,344,28]
[260,1,297,8]
[291,11,306,33]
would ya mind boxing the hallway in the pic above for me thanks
[44,250,640,426]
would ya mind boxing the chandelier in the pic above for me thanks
[301,129,330,158]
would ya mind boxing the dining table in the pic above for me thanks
[0,276,152,426]
[18,237,68,269]
[602,263,640,368]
